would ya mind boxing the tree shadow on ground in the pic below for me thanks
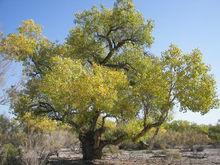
[49,159,110,165]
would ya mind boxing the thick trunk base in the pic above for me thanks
[80,132,103,160]
[82,147,102,160]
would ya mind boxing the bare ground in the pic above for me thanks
[49,147,220,165]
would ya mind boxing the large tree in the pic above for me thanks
[0,0,219,160]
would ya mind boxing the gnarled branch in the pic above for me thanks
[132,109,169,142]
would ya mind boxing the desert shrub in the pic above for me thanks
[0,115,24,165]
[208,124,220,143]
[0,114,79,165]
[0,143,22,165]
[151,130,211,149]
[21,130,77,165]
[19,113,78,165]
[119,140,148,150]
[0,115,22,147]
[166,149,181,159]
[166,120,209,134]
[103,145,119,155]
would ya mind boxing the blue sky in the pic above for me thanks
[0,0,220,124]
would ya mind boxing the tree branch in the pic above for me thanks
[103,62,129,71]
[142,101,150,127]
[30,101,80,129]
[90,110,100,131]
[100,133,126,148]
[100,37,137,65]
[148,126,160,150]
[96,33,113,51]
[132,109,169,142]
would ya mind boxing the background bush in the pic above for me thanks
[120,120,215,150]
[1,114,220,164]
[0,114,78,165]
[0,143,22,165]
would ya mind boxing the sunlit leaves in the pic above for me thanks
[67,27,104,62]
[162,45,219,114]
[18,19,42,39]
[21,112,58,133]
[40,56,128,112]
[0,34,37,61]
[120,119,143,138]
[68,0,154,63]
[0,20,45,61]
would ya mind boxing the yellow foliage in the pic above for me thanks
[0,34,36,60]
[40,57,128,112]
[21,113,58,133]
[18,19,42,37]
[121,119,143,138]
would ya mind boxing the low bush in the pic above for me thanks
[0,114,79,165]
[152,130,211,149]
[119,120,212,151]
[0,143,22,165]
[208,124,220,143]
[21,130,77,165]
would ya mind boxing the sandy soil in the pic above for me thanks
[49,147,220,165]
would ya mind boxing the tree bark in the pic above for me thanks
[79,131,104,160]
[149,126,160,150]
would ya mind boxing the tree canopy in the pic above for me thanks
[0,0,219,160]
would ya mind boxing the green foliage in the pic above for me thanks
[67,0,154,63]
[120,120,213,151]
[152,130,211,149]
[208,124,220,143]
[166,120,209,134]
[0,143,22,165]
[0,115,22,147]
[162,45,219,114]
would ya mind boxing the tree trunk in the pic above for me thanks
[149,126,160,150]
[79,131,103,160]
